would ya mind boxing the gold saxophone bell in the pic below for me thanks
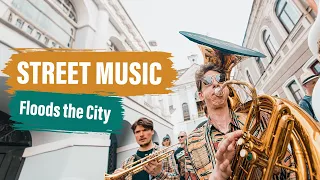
[104,143,178,180]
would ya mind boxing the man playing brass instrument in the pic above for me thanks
[179,31,296,180]
[113,117,179,180]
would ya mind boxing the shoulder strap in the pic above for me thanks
[301,99,316,119]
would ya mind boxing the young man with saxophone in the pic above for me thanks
[113,117,179,180]
[179,31,296,180]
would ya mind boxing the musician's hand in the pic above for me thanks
[113,168,125,174]
[210,130,243,180]
[143,159,162,177]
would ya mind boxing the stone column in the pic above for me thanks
[92,9,110,49]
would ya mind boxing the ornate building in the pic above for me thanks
[0,0,174,179]
[234,0,320,104]
[169,55,207,142]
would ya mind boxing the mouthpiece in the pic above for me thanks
[214,87,223,97]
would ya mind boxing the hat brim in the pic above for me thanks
[302,75,319,85]
[179,31,266,58]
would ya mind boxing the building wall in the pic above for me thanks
[0,0,175,177]
[235,0,319,105]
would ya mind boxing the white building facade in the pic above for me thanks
[234,0,320,104]
[0,0,174,179]
[169,56,207,143]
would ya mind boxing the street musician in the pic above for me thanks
[113,117,179,180]
[179,31,296,180]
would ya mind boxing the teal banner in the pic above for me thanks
[9,91,124,134]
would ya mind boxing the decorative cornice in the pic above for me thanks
[104,0,149,51]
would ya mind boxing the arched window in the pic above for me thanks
[275,0,302,33]
[11,0,77,48]
[182,103,190,121]
[256,57,265,74]
[53,0,77,23]
[246,70,254,85]
[263,30,279,58]
[109,42,119,52]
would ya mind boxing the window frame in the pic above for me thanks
[275,0,302,33]
[182,103,190,121]
[282,75,305,103]
[263,30,278,58]
[310,61,320,75]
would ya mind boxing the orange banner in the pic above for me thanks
[2,49,178,96]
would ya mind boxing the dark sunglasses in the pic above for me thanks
[202,74,226,86]
[178,136,185,139]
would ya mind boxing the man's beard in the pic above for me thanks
[139,139,152,147]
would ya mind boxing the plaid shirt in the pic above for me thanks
[120,143,180,180]
[184,111,296,180]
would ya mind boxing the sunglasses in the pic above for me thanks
[178,136,185,139]
[202,74,226,86]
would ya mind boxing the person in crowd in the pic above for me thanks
[299,71,319,121]
[162,134,171,147]
[174,131,187,180]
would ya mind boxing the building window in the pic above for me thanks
[109,42,119,52]
[44,37,49,45]
[8,13,12,22]
[53,0,77,23]
[196,101,205,118]
[36,32,41,40]
[11,0,77,47]
[27,25,34,34]
[263,30,279,58]
[275,0,302,33]
[246,70,254,85]
[287,80,304,103]
[15,18,24,28]
[256,57,265,74]
[310,60,320,75]
[182,103,190,121]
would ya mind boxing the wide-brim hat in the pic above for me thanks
[179,31,266,80]
[300,71,319,85]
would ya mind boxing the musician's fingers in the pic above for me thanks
[227,139,236,152]
[229,130,243,140]
[216,139,232,161]
[143,165,148,172]
[148,160,157,166]
[219,159,230,172]
[144,163,152,173]
[215,146,226,162]
[226,165,232,177]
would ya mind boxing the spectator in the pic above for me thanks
[299,71,319,121]
[162,134,171,147]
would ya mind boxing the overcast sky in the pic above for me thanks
[121,0,254,70]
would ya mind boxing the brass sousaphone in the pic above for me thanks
[180,31,320,179]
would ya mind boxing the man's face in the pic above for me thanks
[134,125,154,147]
[199,70,229,109]
[178,132,187,144]
[304,78,319,93]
